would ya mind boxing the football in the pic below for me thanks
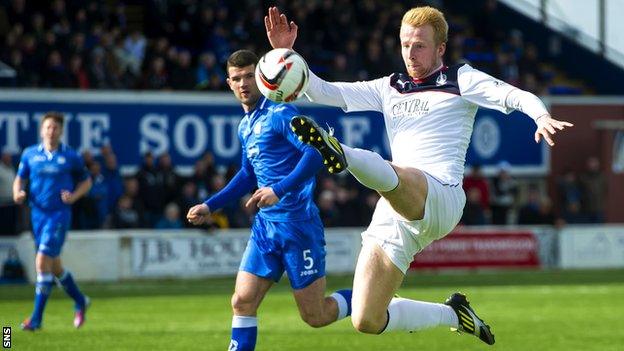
[255,48,310,103]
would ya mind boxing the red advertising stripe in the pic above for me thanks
[410,231,539,270]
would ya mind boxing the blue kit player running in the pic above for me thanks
[13,112,92,331]
[186,50,352,351]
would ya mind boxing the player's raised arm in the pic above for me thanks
[265,6,298,50]
[457,64,573,146]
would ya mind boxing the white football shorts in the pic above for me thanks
[361,172,466,273]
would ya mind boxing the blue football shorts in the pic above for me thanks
[240,214,326,290]
[31,208,71,257]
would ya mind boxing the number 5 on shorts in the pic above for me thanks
[303,249,314,270]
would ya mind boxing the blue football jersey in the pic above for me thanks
[239,96,319,221]
[17,143,89,211]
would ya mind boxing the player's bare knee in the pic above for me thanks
[351,313,385,334]
[231,292,258,315]
[351,310,387,334]
[299,310,326,328]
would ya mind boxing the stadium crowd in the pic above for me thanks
[0,0,574,94]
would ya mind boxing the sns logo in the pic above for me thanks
[228,339,239,351]
[3,326,10,349]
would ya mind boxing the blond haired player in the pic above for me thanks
[265,6,573,345]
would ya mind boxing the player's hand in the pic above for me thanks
[187,203,211,225]
[534,114,573,146]
[265,6,297,49]
[61,190,75,204]
[246,187,279,209]
[13,190,26,204]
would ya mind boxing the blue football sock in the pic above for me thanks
[56,270,86,310]
[31,273,54,325]
[331,289,353,320]
[230,316,257,351]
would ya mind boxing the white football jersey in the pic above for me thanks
[313,64,521,185]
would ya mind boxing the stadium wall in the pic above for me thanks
[4,225,624,283]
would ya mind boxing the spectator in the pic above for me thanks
[463,165,491,220]
[157,153,180,204]
[318,190,340,227]
[490,161,518,225]
[170,50,196,90]
[101,146,124,214]
[42,50,71,88]
[461,188,487,225]
[334,185,361,227]
[196,52,226,90]
[557,170,585,223]
[136,152,165,226]
[176,181,200,228]
[360,191,380,224]
[88,48,113,89]
[111,195,143,229]
[579,156,607,223]
[517,188,556,225]
[155,202,183,229]
[142,56,169,90]
[68,55,90,89]
[0,152,18,235]
[75,161,108,229]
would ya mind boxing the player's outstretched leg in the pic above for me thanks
[445,292,495,345]
[290,116,399,192]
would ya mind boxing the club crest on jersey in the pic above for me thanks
[436,72,447,86]
[254,123,262,135]
[58,156,66,164]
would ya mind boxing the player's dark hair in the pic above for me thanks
[42,111,64,127]
[226,50,259,73]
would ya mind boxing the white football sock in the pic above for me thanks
[342,145,399,192]
[383,297,458,333]
[330,292,348,320]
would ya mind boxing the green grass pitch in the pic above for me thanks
[1,269,623,350]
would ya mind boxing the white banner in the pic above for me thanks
[131,230,360,278]
[559,226,624,268]
[131,233,249,277]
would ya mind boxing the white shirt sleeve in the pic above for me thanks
[305,71,386,113]
[503,88,550,121]
[457,64,550,121]
[457,64,516,114]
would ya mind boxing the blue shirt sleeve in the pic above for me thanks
[270,104,324,198]
[16,150,30,178]
[272,147,322,198]
[204,151,257,211]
